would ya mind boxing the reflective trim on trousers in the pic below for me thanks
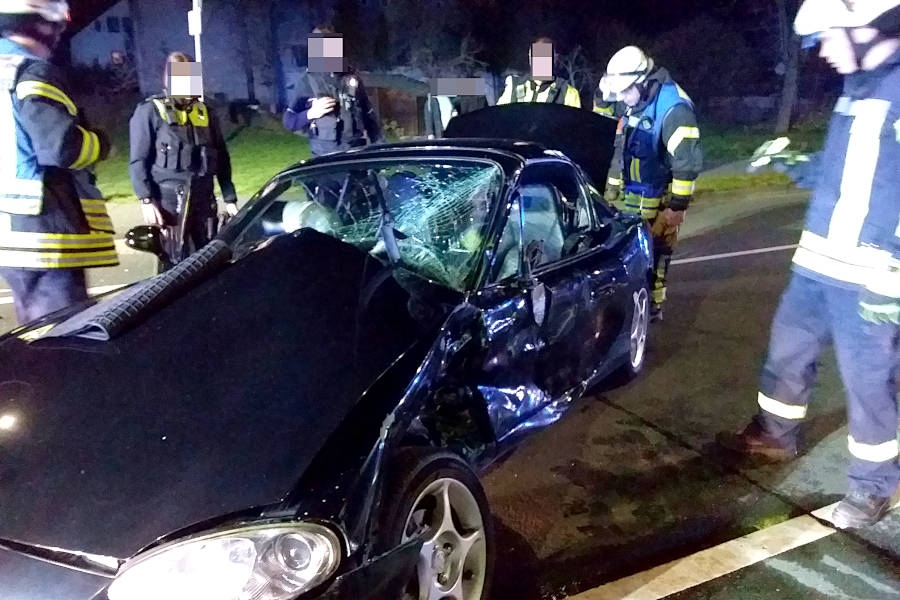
[848,435,900,463]
[758,391,808,420]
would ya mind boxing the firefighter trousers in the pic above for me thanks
[649,214,679,308]
[755,272,900,498]
[0,267,87,325]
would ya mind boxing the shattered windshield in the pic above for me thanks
[232,159,505,291]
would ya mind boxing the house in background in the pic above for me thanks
[70,0,135,67]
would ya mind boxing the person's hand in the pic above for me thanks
[224,202,239,217]
[603,182,621,202]
[140,201,164,227]
[859,288,900,324]
[661,207,685,227]
[307,97,338,119]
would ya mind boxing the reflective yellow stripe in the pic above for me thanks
[594,104,614,116]
[667,126,700,155]
[671,179,696,196]
[652,286,666,304]
[623,193,661,220]
[564,87,581,108]
[758,392,807,420]
[847,436,899,462]
[15,80,78,116]
[0,230,117,250]
[0,249,118,268]
[607,177,623,187]
[70,127,100,169]
[633,158,641,183]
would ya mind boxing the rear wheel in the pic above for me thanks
[375,449,494,600]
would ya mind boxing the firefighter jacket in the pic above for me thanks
[128,95,237,215]
[282,69,383,156]
[593,68,702,218]
[0,39,116,270]
[788,50,900,299]
[497,75,581,108]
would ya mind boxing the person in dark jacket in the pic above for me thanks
[718,0,900,530]
[283,25,383,156]
[0,0,117,324]
[128,52,237,266]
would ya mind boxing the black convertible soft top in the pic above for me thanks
[443,103,619,187]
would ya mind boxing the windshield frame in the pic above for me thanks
[219,155,514,293]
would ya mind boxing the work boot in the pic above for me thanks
[831,492,892,529]
[716,420,799,462]
[650,304,663,323]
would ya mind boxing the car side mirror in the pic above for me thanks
[125,225,166,258]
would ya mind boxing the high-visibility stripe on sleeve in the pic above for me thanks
[564,87,581,108]
[848,435,899,463]
[607,177,623,187]
[667,126,700,155]
[15,80,78,116]
[70,127,100,169]
[594,104,614,116]
[671,179,696,197]
[758,392,807,420]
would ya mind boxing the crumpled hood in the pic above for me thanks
[0,231,434,558]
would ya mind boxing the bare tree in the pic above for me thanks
[775,0,801,134]
[556,45,597,97]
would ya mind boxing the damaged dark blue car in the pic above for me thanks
[0,104,652,600]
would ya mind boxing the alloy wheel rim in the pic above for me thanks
[630,288,649,369]
[400,477,487,600]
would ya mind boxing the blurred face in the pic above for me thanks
[819,27,880,74]
[619,84,642,107]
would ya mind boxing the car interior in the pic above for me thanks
[491,162,598,282]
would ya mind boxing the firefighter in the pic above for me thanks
[129,52,238,266]
[718,0,900,529]
[594,46,703,321]
[496,36,581,107]
[0,0,117,325]
[283,24,383,156]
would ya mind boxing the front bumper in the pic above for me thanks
[0,540,422,600]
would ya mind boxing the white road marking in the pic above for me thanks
[569,494,900,600]
[672,244,799,266]
[0,284,127,305]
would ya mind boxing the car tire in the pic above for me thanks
[374,449,495,600]
[613,282,651,382]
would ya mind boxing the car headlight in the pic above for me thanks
[107,522,342,600]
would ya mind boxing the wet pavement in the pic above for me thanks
[484,197,900,598]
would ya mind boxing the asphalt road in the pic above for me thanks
[484,196,900,599]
